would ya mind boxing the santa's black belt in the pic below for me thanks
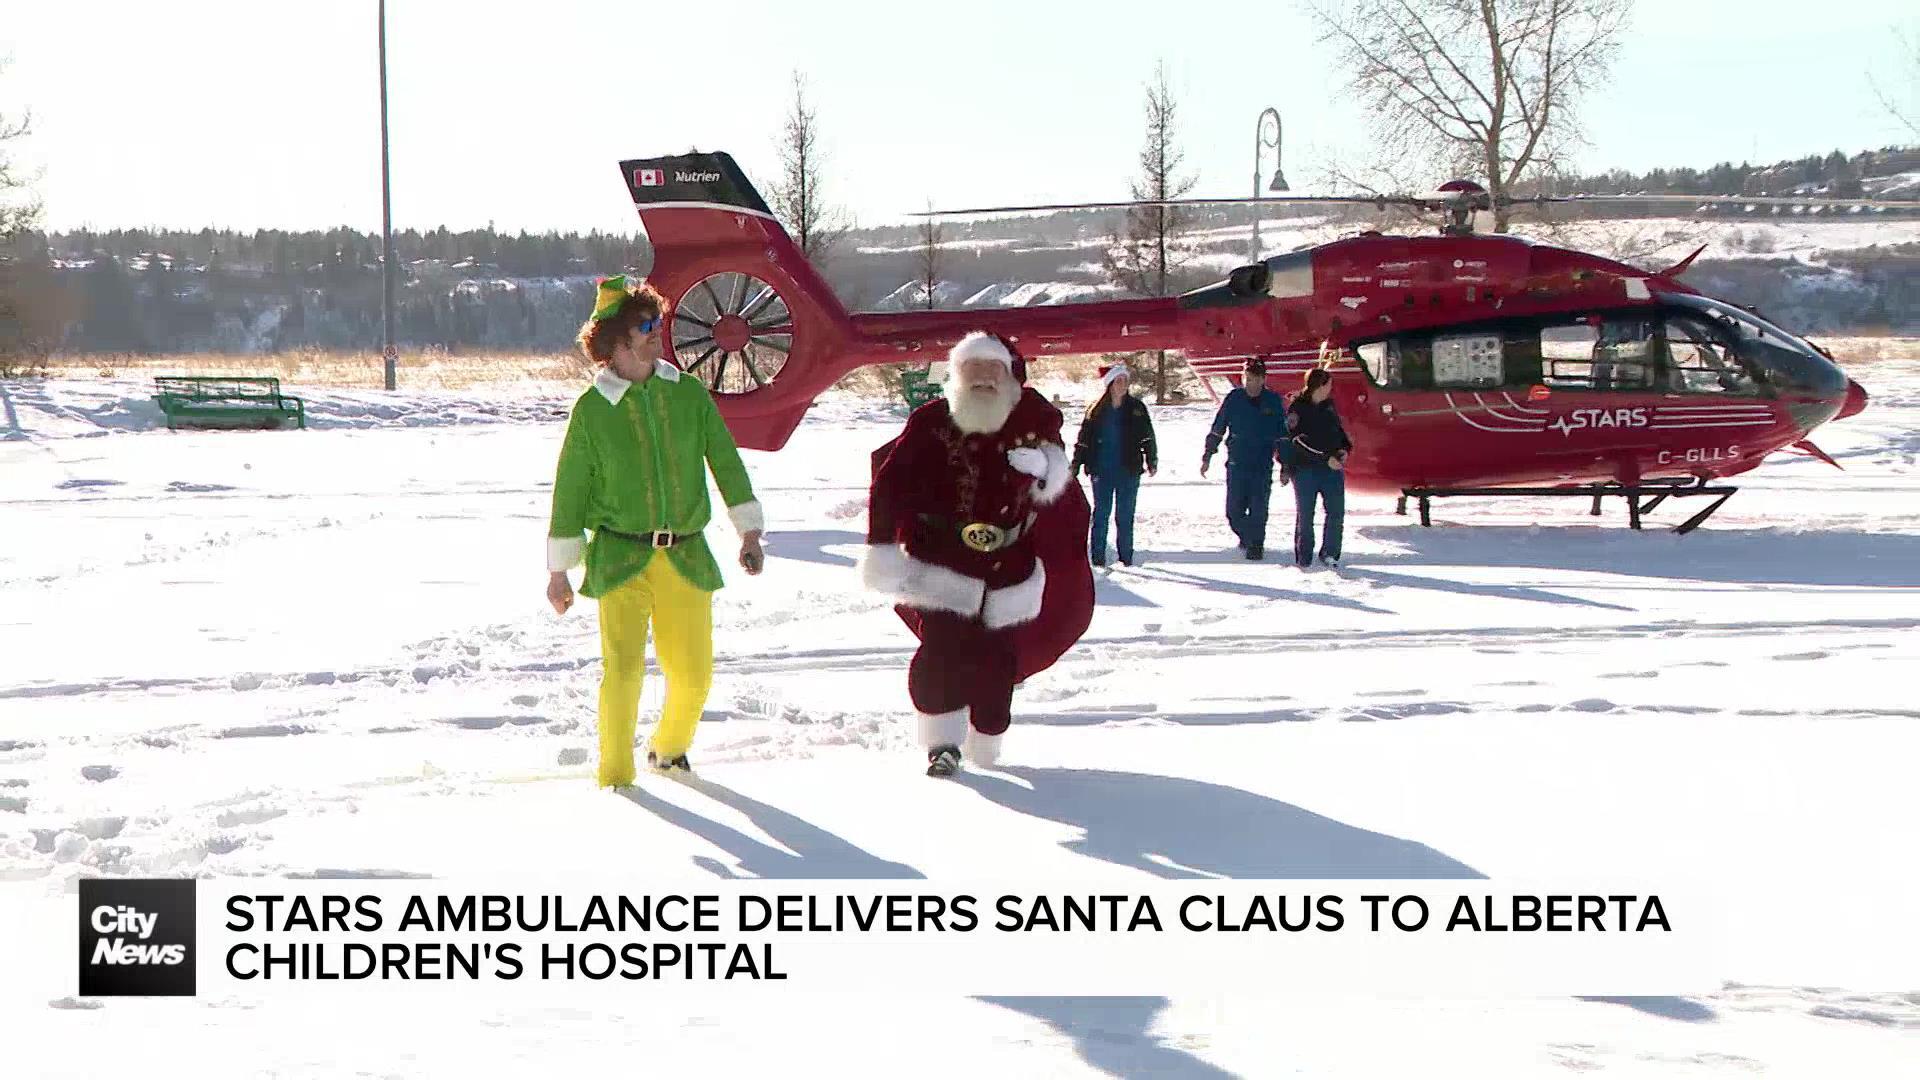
[597,526,694,548]
[918,513,1027,553]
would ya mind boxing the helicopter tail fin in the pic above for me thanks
[618,152,852,450]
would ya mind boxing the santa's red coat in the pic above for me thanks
[865,387,1094,682]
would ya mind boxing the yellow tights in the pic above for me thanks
[594,555,714,787]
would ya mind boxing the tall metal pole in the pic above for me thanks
[379,0,396,390]
[1251,107,1281,261]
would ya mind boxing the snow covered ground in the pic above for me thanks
[3,366,1918,1076]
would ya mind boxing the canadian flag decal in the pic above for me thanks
[635,168,664,187]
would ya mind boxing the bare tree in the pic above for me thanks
[1304,0,1633,231]
[769,70,848,265]
[1,60,40,245]
[0,61,54,372]
[1869,23,1920,139]
[1103,61,1199,403]
[915,201,944,309]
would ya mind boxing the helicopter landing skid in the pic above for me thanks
[1398,480,1739,535]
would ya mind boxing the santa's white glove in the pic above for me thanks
[1007,447,1048,478]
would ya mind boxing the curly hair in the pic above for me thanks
[575,280,667,364]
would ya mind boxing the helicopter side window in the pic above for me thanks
[1355,341,1395,386]
[1594,317,1658,390]
[1353,338,1433,389]
[1537,318,1658,390]
[1664,314,1760,395]
[1540,324,1598,388]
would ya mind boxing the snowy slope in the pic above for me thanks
[2,366,1918,1076]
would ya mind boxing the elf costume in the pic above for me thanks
[548,277,764,787]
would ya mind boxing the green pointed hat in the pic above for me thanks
[592,275,631,321]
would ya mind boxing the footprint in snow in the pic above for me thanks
[215,807,286,828]
[442,715,545,731]
[1564,698,1618,713]
[165,481,238,493]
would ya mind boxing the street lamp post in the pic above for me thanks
[1250,107,1287,261]
[379,0,396,391]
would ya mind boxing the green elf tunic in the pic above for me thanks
[546,361,764,598]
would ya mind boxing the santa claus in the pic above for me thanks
[861,331,1095,777]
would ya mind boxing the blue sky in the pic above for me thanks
[5,0,1916,235]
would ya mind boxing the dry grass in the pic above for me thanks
[37,350,1158,397]
[1808,337,1920,367]
[41,348,596,390]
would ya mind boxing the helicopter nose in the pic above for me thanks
[1835,378,1869,421]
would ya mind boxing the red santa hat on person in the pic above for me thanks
[1098,362,1129,388]
[947,330,1027,383]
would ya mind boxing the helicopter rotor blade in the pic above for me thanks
[1504,193,1920,210]
[910,194,1418,217]
[913,190,1920,220]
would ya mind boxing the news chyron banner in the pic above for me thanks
[0,874,1779,1003]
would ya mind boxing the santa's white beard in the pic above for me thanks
[945,376,1018,434]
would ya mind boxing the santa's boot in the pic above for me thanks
[918,707,968,778]
[926,745,961,777]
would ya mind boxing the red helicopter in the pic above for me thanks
[617,153,1884,532]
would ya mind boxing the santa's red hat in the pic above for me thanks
[1098,362,1130,388]
[948,330,1027,383]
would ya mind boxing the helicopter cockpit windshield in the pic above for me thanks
[1661,294,1846,397]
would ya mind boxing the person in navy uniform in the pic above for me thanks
[1070,362,1158,567]
[1286,367,1354,568]
[1201,358,1289,560]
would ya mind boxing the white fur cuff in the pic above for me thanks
[547,534,585,572]
[859,542,911,594]
[918,707,969,749]
[859,544,987,617]
[728,499,765,536]
[982,562,1045,629]
[1032,442,1070,504]
[964,727,1003,767]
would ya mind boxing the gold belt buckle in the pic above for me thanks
[960,522,1007,553]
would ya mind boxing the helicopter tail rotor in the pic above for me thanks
[618,152,853,450]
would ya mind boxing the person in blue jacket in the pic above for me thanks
[1287,367,1354,568]
[1200,358,1289,560]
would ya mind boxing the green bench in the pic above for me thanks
[899,367,941,410]
[152,376,306,431]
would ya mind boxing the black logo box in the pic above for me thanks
[78,878,197,997]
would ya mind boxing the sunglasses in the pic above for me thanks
[634,315,665,334]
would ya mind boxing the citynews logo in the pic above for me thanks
[78,878,196,997]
